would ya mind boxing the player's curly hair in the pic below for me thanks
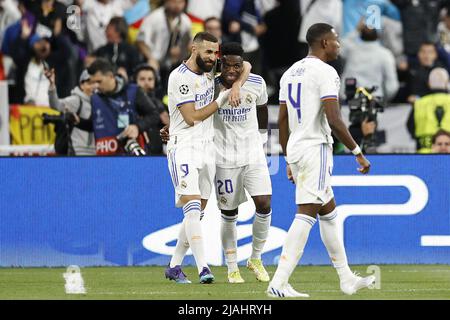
[220,42,244,57]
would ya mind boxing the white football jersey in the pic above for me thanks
[167,63,215,143]
[214,73,268,168]
[279,56,340,163]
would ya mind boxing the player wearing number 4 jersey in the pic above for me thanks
[267,23,375,298]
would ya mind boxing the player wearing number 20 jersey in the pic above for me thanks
[213,42,272,284]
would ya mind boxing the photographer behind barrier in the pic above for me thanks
[79,58,160,156]
[345,78,385,154]
[45,68,96,156]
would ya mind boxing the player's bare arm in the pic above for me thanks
[323,99,371,174]
[278,102,294,182]
[257,103,269,146]
[178,90,230,126]
[229,61,252,107]
[257,103,268,131]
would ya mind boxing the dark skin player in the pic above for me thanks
[278,27,371,219]
[217,53,271,216]
[161,54,270,214]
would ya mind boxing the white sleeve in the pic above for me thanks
[172,73,196,108]
[257,78,268,106]
[319,67,340,101]
[279,74,287,104]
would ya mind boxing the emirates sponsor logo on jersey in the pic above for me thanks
[218,106,252,122]
[195,87,214,103]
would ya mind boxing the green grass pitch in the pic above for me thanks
[1,265,449,300]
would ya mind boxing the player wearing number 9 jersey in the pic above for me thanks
[165,32,224,285]
[165,32,252,285]
[268,23,375,298]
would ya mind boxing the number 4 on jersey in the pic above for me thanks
[288,83,302,123]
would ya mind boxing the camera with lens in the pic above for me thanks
[345,78,385,124]
[42,112,77,127]
[116,132,146,156]
[345,78,385,151]
[42,112,79,155]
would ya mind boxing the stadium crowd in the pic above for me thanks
[0,0,449,154]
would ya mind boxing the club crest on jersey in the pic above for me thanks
[179,85,190,95]
[245,94,253,104]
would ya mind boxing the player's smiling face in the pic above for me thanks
[195,40,220,73]
[220,55,243,86]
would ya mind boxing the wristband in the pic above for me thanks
[351,145,362,155]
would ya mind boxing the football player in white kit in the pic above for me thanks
[165,32,251,284]
[213,42,272,284]
[267,23,375,298]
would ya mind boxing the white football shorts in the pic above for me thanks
[215,163,272,210]
[167,140,215,207]
[289,143,334,205]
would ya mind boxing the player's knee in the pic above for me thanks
[221,209,238,217]
[180,195,201,206]
[253,196,271,214]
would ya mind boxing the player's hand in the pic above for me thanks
[160,124,170,143]
[123,124,139,139]
[216,89,231,107]
[229,83,241,107]
[286,164,295,184]
[356,154,371,174]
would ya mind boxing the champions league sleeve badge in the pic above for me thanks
[179,84,190,95]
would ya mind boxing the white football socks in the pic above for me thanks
[319,209,353,281]
[170,209,205,268]
[183,200,207,274]
[169,219,189,268]
[271,214,316,287]
[251,210,272,260]
[221,213,239,273]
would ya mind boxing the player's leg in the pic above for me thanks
[215,166,245,283]
[221,208,245,283]
[267,203,319,298]
[318,199,375,295]
[245,164,273,282]
[194,144,217,283]
[268,145,326,298]
[165,148,198,283]
[167,145,212,283]
[169,198,208,266]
